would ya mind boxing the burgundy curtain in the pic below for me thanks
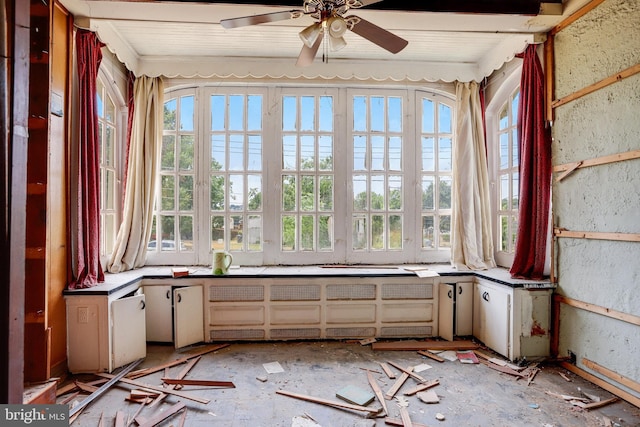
[510,44,552,280]
[69,30,105,289]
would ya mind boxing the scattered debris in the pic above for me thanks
[528,403,539,409]
[435,412,446,421]
[438,351,458,362]
[336,384,375,406]
[385,367,413,400]
[395,395,409,407]
[379,362,396,379]
[95,373,210,404]
[256,376,268,382]
[559,372,572,382]
[276,390,383,416]
[263,361,285,374]
[371,339,478,352]
[385,417,430,427]
[413,363,433,372]
[292,414,322,427]
[360,337,377,345]
[387,361,428,383]
[417,350,445,363]
[403,380,440,396]
[527,367,540,386]
[417,390,439,404]
[399,405,413,426]
[456,351,479,364]
[160,378,235,388]
[366,370,388,416]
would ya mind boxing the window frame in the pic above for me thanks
[486,65,521,268]
[146,82,456,266]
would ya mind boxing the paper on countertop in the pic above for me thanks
[262,361,285,374]
[404,266,439,278]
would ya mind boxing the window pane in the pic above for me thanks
[247,215,262,251]
[319,175,333,211]
[512,128,519,168]
[439,103,452,133]
[229,95,244,131]
[511,91,519,122]
[422,215,434,249]
[282,135,297,170]
[388,97,402,133]
[210,175,225,210]
[105,170,115,209]
[499,105,508,130]
[422,176,434,210]
[422,137,435,171]
[511,215,518,250]
[389,214,402,249]
[422,98,434,133]
[180,95,194,131]
[388,136,401,171]
[247,95,262,131]
[301,96,315,131]
[104,213,116,254]
[229,174,244,211]
[318,215,332,250]
[318,135,333,171]
[179,215,193,251]
[211,215,225,250]
[211,135,225,171]
[353,96,366,132]
[439,215,451,248]
[283,96,296,131]
[248,135,262,171]
[282,175,296,211]
[300,215,314,251]
[512,172,519,209]
[372,214,384,249]
[353,135,367,170]
[161,176,175,210]
[370,175,384,210]
[371,135,385,170]
[105,96,115,122]
[370,96,384,132]
[300,175,315,211]
[179,135,194,171]
[161,136,176,171]
[388,175,402,210]
[319,96,333,132]
[499,132,509,169]
[500,174,509,210]
[230,214,243,251]
[352,216,367,250]
[229,134,244,171]
[211,95,225,131]
[500,215,508,251]
[282,215,295,251]
[300,135,315,170]
[160,215,175,250]
[247,174,262,211]
[96,81,104,117]
[161,98,176,134]
[439,177,452,209]
[438,137,452,171]
[353,175,367,210]
[105,125,114,166]
[179,175,193,210]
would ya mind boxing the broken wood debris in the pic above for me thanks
[276,389,383,415]
[403,379,440,396]
[417,350,445,363]
[379,362,396,378]
[127,344,228,380]
[160,378,235,388]
[559,372,572,382]
[150,355,201,407]
[399,405,414,426]
[136,401,186,427]
[372,339,479,352]
[385,367,413,400]
[387,360,428,383]
[367,370,389,416]
[384,418,429,427]
[95,373,210,404]
[416,389,439,404]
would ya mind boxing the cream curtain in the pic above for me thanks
[451,81,495,270]
[107,76,164,273]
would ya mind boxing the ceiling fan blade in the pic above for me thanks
[296,34,322,67]
[220,9,302,29]
[347,16,408,54]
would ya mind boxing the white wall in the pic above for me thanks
[552,0,640,396]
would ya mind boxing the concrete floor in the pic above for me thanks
[62,341,640,427]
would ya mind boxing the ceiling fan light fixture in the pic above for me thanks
[327,16,347,38]
[299,23,322,48]
[329,35,347,51]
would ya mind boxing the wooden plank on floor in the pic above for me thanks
[137,401,186,427]
[276,390,382,415]
[379,362,396,378]
[417,350,445,363]
[128,344,228,380]
[385,367,413,400]
[559,362,640,408]
[150,356,201,407]
[403,379,439,396]
[367,370,388,416]
[372,340,478,351]
[160,378,235,388]
[387,361,428,383]
[114,411,126,427]
[384,418,429,427]
[95,373,210,404]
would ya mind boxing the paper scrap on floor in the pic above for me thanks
[438,350,458,362]
[413,363,433,372]
[263,361,285,374]
[457,350,479,364]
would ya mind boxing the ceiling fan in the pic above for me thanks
[219,0,409,67]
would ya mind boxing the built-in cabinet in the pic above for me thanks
[472,278,553,361]
[438,279,474,341]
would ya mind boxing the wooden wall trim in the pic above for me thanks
[554,294,640,327]
[553,228,640,243]
[583,358,640,395]
[549,0,606,36]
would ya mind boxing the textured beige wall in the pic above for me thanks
[552,0,640,392]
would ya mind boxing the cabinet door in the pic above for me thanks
[144,285,173,342]
[112,294,146,371]
[438,283,455,341]
[455,282,473,336]
[475,283,510,358]
[174,286,204,349]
